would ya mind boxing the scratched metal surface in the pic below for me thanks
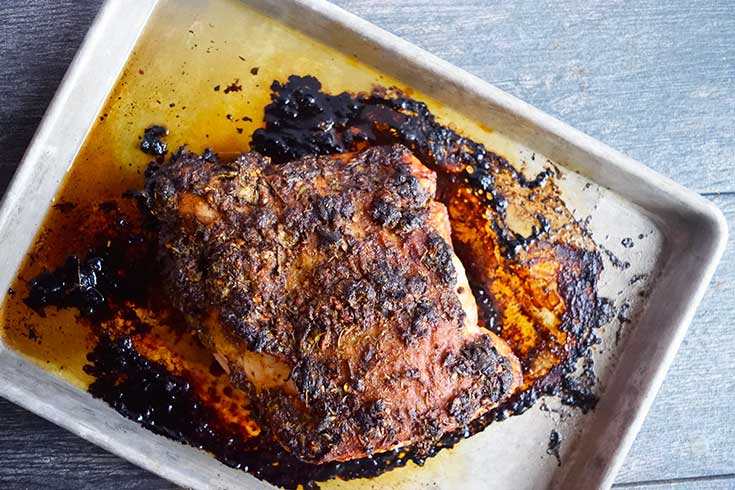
[0,0,733,488]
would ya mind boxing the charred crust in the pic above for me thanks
[448,370,509,425]
[372,259,408,302]
[355,399,387,434]
[399,301,439,346]
[444,335,502,378]
[370,197,400,228]
[316,225,343,247]
[390,164,425,201]
[358,343,377,374]
[291,357,333,404]
[369,163,428,235]
[407,275,428,296]
[313,194,355,224]
[423,233,457,285]
[448,390,475,424]
[388,368,420,384]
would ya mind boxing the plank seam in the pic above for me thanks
[614,473,735,488]
[701,191,735,197]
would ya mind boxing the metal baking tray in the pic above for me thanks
[0,0,727,489]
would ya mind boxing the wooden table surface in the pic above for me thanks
[1,1,733,488]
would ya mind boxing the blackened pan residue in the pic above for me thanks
[224,79,243,94]
[546,430,562,466]
[140,125,169,156]
[24,207,150,318]
[24,253,117,317]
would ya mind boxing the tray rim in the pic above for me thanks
[0,0,727,489]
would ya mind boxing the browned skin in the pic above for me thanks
[144,145,521,464]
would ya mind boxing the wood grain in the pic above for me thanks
[0,0,102,197]
[1,0,733,489]
[0,398,175,490]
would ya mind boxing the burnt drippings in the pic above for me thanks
[24,253,118,317]
[224,79,243,94]
[546,430,562,466]
[140,125,169,156]
[86,335,306,481]
[251,76,362,162]
[24,206,151,318]
[600,244,631,271]
[556,356,599,413]
[52,201,77,213]
[251,75,552,257]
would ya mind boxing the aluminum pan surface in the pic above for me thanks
[0,0,726,489]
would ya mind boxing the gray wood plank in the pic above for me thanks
[1,0,734,488]
[0,0,103,197]
[615,476,735,490]
[0,398,176,489]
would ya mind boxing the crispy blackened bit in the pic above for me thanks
[144,144,521,464]
[25,255,109,317]
[140,125,168,155]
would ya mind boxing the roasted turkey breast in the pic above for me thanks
[144,144,521,464]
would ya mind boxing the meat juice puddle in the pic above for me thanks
[0,1,608,489]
